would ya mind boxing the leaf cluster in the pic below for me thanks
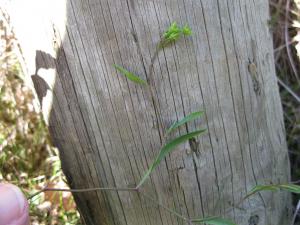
[160,22,192,48]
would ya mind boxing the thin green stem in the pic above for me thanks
[138,191,189,222]
[146,44,164,139]
[28,187,137,200]
[28,185,192,224]
[147,37,180,143]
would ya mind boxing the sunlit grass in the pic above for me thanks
[0,15,80,225]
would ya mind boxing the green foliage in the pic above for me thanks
[245,184,300,199]
[113,64,148,85]
[166,111,204,135]
[160,22,192,48]
[136,129,206,188]
[191,216,236,225]
[182,25,192,36]
[163,22,182,42]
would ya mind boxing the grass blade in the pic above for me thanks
[191,216,236,225]
[113,64,148,85]
[278,184,300,193]
[136,129,206,188]
[244,185,279,199]
[244,184,300,199]
[166,111,204,135]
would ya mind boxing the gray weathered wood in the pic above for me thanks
[6,0,291,224]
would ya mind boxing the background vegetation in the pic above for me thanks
[269,0,300,183]
[0,9,81,225]
[0,0,299,224]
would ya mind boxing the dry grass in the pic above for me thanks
[270,0,300,182]
[0,10,81,225]
[270,0,300,222]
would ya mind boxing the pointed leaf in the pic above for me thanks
[136,129,206,188]
[166,111,204,135]
[191,216,236,225]
[113,64,148,85]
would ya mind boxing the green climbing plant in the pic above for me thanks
[29,22,237,225]
[112,22,236,225]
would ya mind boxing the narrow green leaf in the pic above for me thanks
[192,216,236,225]
[278,184,300,193]
[244,184,300,200]
[113,64,148,85]
[166,111,204,135]
[136,129,206,188]
[244,185,279,199]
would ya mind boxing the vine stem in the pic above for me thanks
[146,39,173,144]
[27,185,193,224]
[27,187,137,200]
[27,35,195,223]
[146,44,165,142]
[137,191,190,223]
